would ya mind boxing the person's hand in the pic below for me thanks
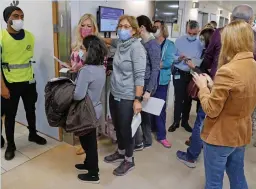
[192,72,208,89]
[106,70,112,76]
[203,74,214,89]
[186,60,195,69]
[178,54,186,62]
[160,61,163,69]
[133,100,142,115]
[143,91,151,101]
[1,86,10,99]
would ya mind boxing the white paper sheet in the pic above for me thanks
[131,113,141,137]
[59,68,70,73]
[53,56,70,68]
[142,97,165,116]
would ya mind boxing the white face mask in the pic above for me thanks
[11,19,24,31]
[153,29,161,38]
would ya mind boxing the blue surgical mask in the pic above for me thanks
[117,29,132,41]
[187,35,197,42]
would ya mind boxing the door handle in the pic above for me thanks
[60,14,64,28]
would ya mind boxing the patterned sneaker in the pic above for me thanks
[159,139,172,148]
[104,151,125,163]
[176,151,196,168]
[113,158,135,176]
[134,143,144,152]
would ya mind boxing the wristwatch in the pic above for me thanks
[135,96,143,102]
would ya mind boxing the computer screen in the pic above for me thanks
[99,6,124,32]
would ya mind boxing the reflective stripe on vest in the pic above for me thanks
[1,29,35,83]
[2,62,32,69]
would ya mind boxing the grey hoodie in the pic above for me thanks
[111,38,146,100]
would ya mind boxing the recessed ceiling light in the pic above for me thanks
[169,5,179,8]
[163,12,174,15]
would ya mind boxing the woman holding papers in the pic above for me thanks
[151,20,176,148]
[133,15,161,151]
[103,15,146,176]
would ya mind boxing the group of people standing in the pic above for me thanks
[1,3,256,189]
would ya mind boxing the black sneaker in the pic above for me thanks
[113,158,135,176]
[104,151,125,163]
[5,143,16,161]
[75,164,88,172]
[181,123,192,133]
[78,173,100,184]
[143,143,152,149]
[168,123,179,132]
[1,135,5,148]
[134,143,144,152]
[29,133,47,145]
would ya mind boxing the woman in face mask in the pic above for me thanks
[133,15,161,151]
[150,20,176,148]
[70,14,100,156]
[103,15,146,176]
[70,14,99,72]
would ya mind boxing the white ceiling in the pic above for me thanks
[210,0,256,13]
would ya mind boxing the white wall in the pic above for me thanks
[0,0,59,140]
[70,0,155,41]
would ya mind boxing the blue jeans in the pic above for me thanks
[187,103,205,160]
[203,142,248,189]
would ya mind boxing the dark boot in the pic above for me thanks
[181,122,192,133]
[78,172,100,184]
[168,122,180,132]
[29,132,47,145]
[5,142,16,161]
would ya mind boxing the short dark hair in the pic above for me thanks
[210,21,217,28]
[137,15,157,33]
[83,35,108,66]
[188,20,199,29]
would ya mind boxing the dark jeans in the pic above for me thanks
[135,111,152,146]
[1,97,6,140]
[173,69,192,124]
[187,103,205,160]
[152,85,168,141]
[79,129,99,175]
[203,143,248,189]
[4,82,38,143]
[109,93,134,157]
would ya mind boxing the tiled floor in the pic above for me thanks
[1,97,256,188]
[1,123,61,172]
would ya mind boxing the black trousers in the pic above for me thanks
[109,93,134,157]
[1,97,7,139]
[79,129,99,175]
[4,82,38,143]
[173,69,192,124]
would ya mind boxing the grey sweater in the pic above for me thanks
[73,65,106,119]
[111,38,146,100]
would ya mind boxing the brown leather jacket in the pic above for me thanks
[45,78,98,136]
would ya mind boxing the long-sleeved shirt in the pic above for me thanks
[142,38,161,94]
[73,65,106,119]
[174,35,204,72]
[110,38,146,100]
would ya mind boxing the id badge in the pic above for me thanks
[174,74,181,80]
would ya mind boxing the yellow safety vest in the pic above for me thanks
[0,29,35,83]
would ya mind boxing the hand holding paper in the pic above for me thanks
[53,56,71,68]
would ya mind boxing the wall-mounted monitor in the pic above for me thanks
[153,1,179,23]
[98,6,124,32]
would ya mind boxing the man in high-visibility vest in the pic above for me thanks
[1,6,46,160]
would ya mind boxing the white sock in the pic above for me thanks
[125,156,133,162]
[118,149,125,155]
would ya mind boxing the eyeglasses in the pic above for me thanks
[117,25,132,29]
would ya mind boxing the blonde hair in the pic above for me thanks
[72,14,99,51]
[116,15,140,37]
[218,20,254,68]
[161,23,169,38]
